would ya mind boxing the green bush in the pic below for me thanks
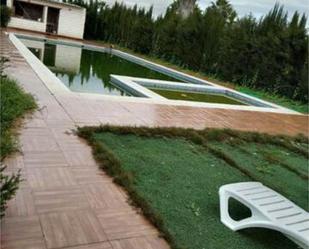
[0,57,35,218]
[0,165,21,218]
[0,71,36,160]
[0,5,12,27]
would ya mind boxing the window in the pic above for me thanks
[13,0,44,22]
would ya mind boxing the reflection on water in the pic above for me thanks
[21,38,177,96]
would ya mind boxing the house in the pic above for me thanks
[5,0,86,39]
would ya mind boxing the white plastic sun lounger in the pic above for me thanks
[219,182,309,248]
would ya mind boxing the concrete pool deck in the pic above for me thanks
[1,30,308,249]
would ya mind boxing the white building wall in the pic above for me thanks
[57,8,86,39]
[8,17,46,33]
[55,45,81,73]
[7,0,13,8]
[8,5,48,34]
[7,0,85,39]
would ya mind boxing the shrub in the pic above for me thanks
[0,5,12,27]
[0,67,36,160]
[0,57,9,77]
[0,165,21,218]
[0,57,35,218]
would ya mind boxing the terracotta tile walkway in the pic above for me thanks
[1,33,169,249]
[0,31,308,249]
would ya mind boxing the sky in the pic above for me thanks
[103,0,309,19]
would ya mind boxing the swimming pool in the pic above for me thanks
[13,34,295,113]
[20,38,177,96]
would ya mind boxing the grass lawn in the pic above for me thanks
[235,86,309,114]
[0,76,36,160]
[78,126,308,249]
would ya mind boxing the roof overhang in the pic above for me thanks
[14,0,84,10]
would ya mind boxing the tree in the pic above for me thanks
[129,7,154,54]
[218,15,259,85]
[0,5,11,27]
[153,7,181,62]
[70,0,308,103]
[174,6,203,69]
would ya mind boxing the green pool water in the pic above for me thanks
[149,88,247,105]
[22,39,177,96]
[21,38,249,105]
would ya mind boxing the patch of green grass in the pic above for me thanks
[78,126,308,249]
[0,76,36,160]
[210,142,308,209]
[236,86,308,113]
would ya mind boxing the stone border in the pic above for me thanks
[111,75,261,106]
[8,32,299,114]
[111,75,166,99]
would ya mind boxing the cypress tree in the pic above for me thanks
[70,0,308,103]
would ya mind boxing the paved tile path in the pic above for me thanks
[0,31,308,249]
